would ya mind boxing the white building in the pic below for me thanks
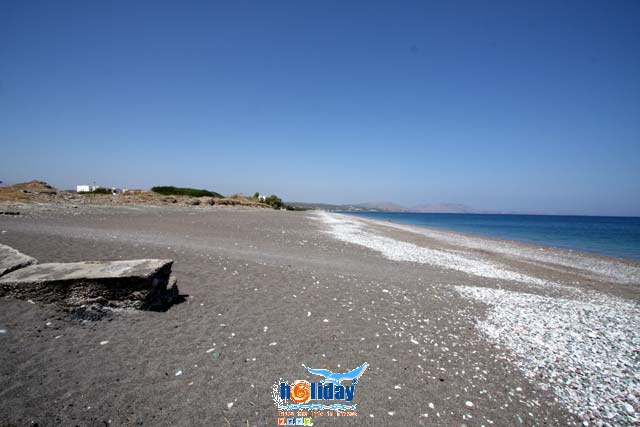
[76,185,97,193]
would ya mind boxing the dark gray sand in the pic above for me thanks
[1,204,638,426]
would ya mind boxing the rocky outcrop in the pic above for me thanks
[14,180,58,195]
[0,259,179,313]
[0,244,37,277]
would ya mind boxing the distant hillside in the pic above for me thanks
[353,201,476,213]
[354,201,407,212]
[286,202,363,211]
[287,201,407,212]
[410,203,476,213]
[288,200,477,213]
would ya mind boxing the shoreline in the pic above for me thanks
[339,211,640,265]
[329,211,640,287]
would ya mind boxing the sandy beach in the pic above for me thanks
[1,204,638,426]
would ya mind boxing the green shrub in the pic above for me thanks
[263,194,284,209]
[151,186,223,198]
[81,187,111,195]
[285,205,308,211]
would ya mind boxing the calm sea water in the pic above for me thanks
[340,212,640,261]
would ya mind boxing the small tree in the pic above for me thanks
[264,194,284,209]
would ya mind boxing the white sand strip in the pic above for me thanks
[455,285,640,426]
[315,211,551,287]
[354,215,640,285]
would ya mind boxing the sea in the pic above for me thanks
[339,212,640,261]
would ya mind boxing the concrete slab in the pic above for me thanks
[0,259,179,312]
[0,243,37,277]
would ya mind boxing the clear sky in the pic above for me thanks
[1,0,639,216]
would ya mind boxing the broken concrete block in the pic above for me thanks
[0,259,179,312]
[0,243,37,277]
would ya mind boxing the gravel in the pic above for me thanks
[455,286,640,426]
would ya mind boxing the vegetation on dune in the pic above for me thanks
[251,192,308,211]
[262,194,285,209]
[0,180,309,210]
[285,205,309,211]
[151,186,223,198]
[81,187,111,195]
[149,186,308,210]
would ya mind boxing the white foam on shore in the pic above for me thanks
[364,217,640,284]
[455,285,640,425]
[316,211,551,287]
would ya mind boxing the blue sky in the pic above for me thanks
[1,0,639,215]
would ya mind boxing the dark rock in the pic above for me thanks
[0,259,180,314]
[0,244,37,277]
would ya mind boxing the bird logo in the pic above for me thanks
[301,362,368,387]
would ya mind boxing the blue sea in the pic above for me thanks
[340,212,640,261]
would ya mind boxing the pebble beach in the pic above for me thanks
[0,204,638,426]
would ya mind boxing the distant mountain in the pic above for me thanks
[286,201,405,212]
[287,200,477,213]
[286,202,363,211]
[354,201,407,212]
[410,203,476,213]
